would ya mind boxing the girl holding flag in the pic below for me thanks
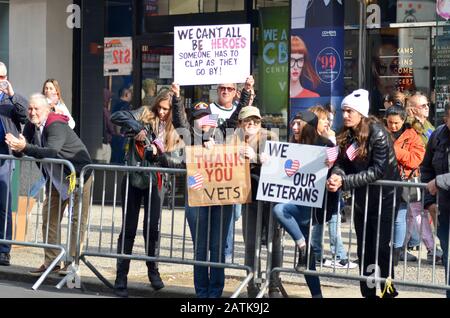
[171,78,253,298]
[326,89,401,298]
[271,109,338,298]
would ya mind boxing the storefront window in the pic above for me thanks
[367,27,431,116]
[143,0,245,16]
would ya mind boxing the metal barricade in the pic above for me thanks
[73,164,254,297]
[0,154,76,290]
[262,179,450,298]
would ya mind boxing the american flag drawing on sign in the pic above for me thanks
[188,173,204,190]
[284,159,300,177]
[326,146,339,163]
[199,114,219,128]
[346,142,359,161]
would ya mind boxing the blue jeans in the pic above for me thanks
[110,135,126,164]
[272,203,322,297]
[0,160,13,254]
[186,204,233,298]
[394,203,407,248]
[312,213,348,260]
[436,207,450,298]
[225,204,241,258]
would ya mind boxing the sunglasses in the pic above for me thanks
[243,118,261,125]
[219,86,235,92]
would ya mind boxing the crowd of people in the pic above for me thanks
[1,57,450,299]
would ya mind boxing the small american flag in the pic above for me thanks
[188,173,204,190]
[326,146,339,163]
[284,159,300,177]
[199,114,219,128]
[346,142,359,161]
[152,138,165,153]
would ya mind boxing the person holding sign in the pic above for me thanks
[231,105,282,297]
[326,89,401,298]
[110,88,184,297]
[171,77,253,298]
[271,110,338,298]
[289,36,320,99]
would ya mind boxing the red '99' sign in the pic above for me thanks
[113,49,131,64]
[318,55,337,70]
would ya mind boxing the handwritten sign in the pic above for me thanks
[256,141,328,208]
[174,24,251,85]
[186,144,251,207]
[104,37,132,76]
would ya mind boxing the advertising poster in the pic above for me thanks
[174,24,251,85]
[289,0,345,129]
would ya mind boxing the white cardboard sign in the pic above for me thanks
[174,24,251,85]
[256,141,328,208]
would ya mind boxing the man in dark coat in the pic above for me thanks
[5,93,92,275]
[0,61,28,266]
[421,104,450,298]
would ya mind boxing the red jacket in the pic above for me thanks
[393,127,425,178]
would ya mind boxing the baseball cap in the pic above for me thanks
[292,110,318,128]
[238,106,262,120]
[191,101,211,119]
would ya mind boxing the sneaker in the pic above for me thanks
[399,251,417,262]
[29,264,61,276]
[332,259,358,269]
[316,258,333,268]
[427,249,443,264]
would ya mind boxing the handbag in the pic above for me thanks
[401,168,421,202]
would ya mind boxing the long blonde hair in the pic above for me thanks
[140,89,181,152]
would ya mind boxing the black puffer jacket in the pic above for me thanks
[332,122,400,217]
[421,124,450,213]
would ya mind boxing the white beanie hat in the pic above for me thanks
[341,89,369,118]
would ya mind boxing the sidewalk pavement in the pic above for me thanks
[0,203,447,298]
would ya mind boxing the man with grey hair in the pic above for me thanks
[5,93,92,275]
[0,61,28,266]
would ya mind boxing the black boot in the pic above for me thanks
[114,238,133,297]
[146,238,164,290]
[294,245,307,272]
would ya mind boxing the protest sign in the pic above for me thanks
[186,144,251,207]
[174,24,251,85]
[104,37,132,76]
[256,141,327,208]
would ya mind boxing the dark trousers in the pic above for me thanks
[0,160,13,254]
[354,210,395,297]
[117,178,162,264]
[242,200,283,291]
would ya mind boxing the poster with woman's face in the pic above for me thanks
[290,28,344,99]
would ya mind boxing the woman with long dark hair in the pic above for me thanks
[327,89,400,298]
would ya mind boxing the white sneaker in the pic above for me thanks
[225,255,233,264]
[332,259,358,269]
[316,258,333,268]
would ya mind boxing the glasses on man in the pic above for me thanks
[290,57,305,68]
[219,86,235,92]
[243,118,261,125]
